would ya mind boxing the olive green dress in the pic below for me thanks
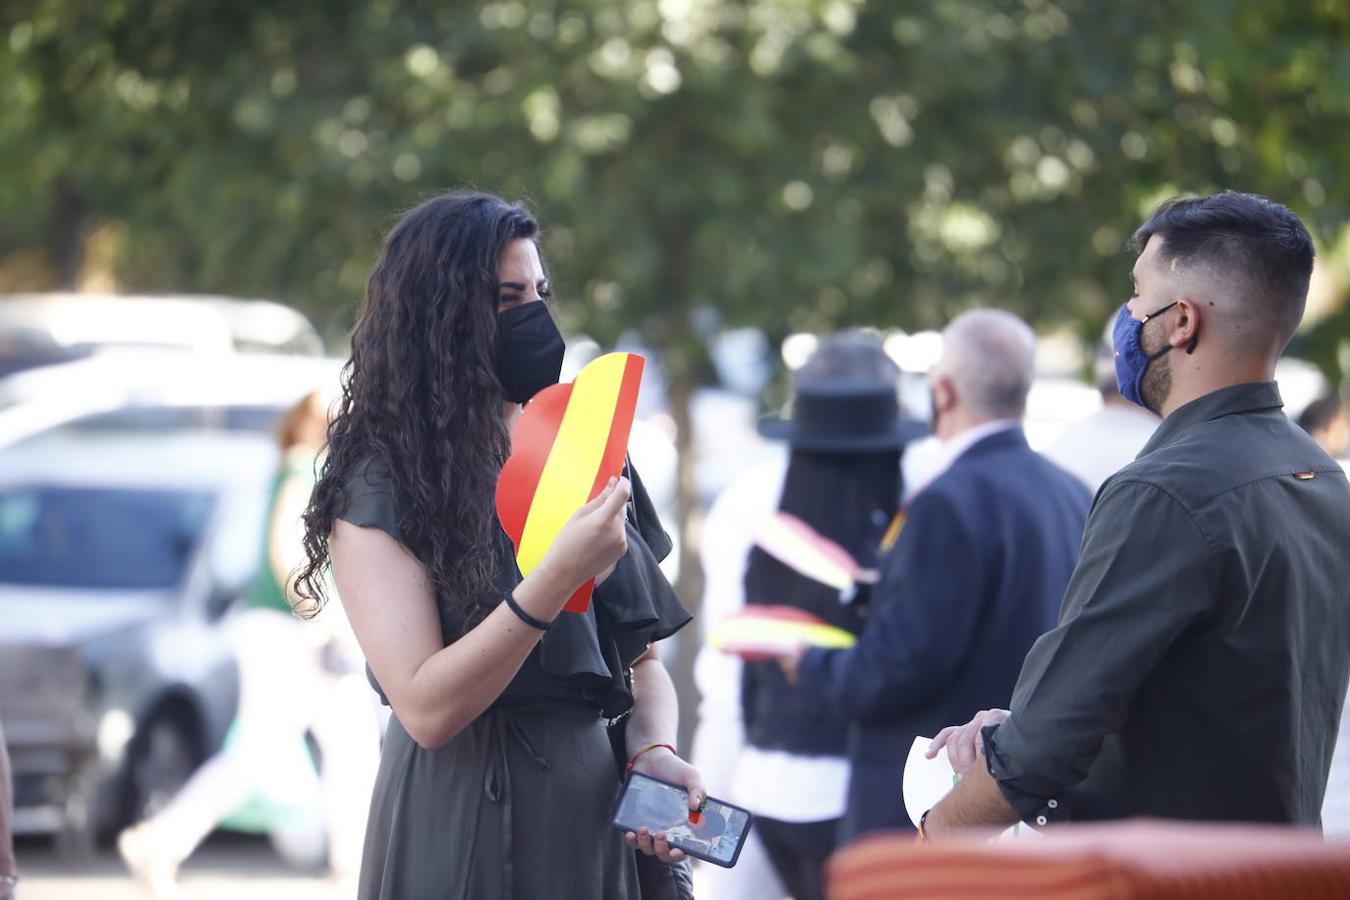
[339,457,690,900]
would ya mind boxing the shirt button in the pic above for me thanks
[1036,815,1048,826]
[1047,799,1058,809]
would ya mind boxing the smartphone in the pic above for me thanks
[612,771,755,868]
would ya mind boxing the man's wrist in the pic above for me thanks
[919,804,948,840]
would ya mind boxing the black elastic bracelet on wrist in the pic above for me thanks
[504,591,553,631]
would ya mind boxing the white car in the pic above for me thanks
[0,350,344,447]
[0,430,278,844]
[0,293,324,360]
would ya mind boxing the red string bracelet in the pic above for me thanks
[626,743,678,772]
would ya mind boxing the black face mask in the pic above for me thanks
[495,302,565,404]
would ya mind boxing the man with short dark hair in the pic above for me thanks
[923,191,1350,835]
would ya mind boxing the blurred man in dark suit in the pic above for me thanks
[780,309,1091,843]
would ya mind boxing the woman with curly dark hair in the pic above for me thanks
[295,192,700,898]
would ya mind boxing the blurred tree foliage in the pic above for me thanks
[5,1,1350,341]
[3,1,1348,339]
[3,0,1349,627]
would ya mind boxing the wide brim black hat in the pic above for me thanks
[757,378,927,452]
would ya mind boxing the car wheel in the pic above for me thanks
[124,710,200,825]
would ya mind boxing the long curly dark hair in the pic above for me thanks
[294,192,542,626]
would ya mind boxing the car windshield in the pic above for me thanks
[0,485,215,590]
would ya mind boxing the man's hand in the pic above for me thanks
[927,708,1009,775]
[624,748,708,864]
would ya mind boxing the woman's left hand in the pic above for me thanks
[624,748,707,864]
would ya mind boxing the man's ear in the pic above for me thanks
[933,375,956,413]
[1173,298,1201,354]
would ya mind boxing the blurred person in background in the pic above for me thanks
[690,454,787,900]
[1297,394,1348,460]
[694,332,921,900]
[924,192,1350,837]
[295,192,698,900]
[118,390,379,896]
[271,392,382,888]
[778,310,1091,843]
[1043,320,1159,492]
[1323,699,1350,839]
[1,723,15,900]
[1302,394,1350,837]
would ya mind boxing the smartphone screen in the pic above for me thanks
[612,771,754,868]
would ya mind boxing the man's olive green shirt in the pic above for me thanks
[987,381,1350,827]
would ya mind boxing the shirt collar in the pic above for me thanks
[941,418,1020,466]
[901,419,1021,502]
[1140,381,1285,457]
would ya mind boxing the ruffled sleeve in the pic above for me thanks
[531,463,691,718]
[336,455,691,717]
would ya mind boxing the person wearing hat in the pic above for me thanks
[776,310,1091,844]
[693,332,924,900]
[1043,319,1159,493]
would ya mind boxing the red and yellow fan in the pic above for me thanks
[742,510,878,597]
[707,605,857,661]
[495,352,644,613]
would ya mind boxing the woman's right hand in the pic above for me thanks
[544,476,631,592]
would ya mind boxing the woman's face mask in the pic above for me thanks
[495,301,565,404]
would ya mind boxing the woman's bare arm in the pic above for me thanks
[622,645,708,864]
[331,477,630,749]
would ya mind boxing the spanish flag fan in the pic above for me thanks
[495,352,645,613]
[707,605,858,661]
[744,510,878,597]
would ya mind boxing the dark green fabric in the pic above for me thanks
[245,450,313,613]
[988,381,1350,827]
[361,706,639,899]
[337,456,690,898]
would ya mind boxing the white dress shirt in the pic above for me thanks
[1042,402,1159,492]
[902,419,1020,502]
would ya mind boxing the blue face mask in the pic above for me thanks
[1111,300,1180,409]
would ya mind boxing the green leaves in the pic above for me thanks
[1,0,1346,370]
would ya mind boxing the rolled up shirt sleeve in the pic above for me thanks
[983,479,1216,824]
